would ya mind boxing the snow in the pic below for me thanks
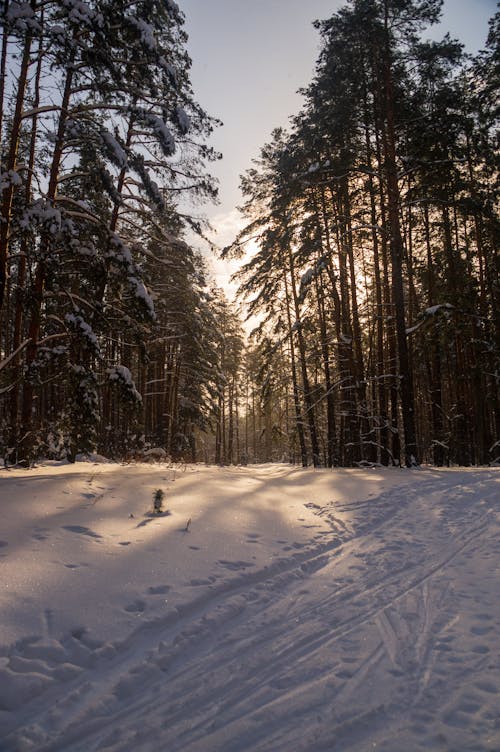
[159,57,178,86]
[127,275,156,319]
[19,202,62,234]
[101,132,127,169]
[106,235,155,317]
[143,447,168,460]
[144,113,176,156]
[424,303,454,316]
[165,0,181,15]
[175,105,191,135]
[108,233,133,267]
[299,267,314,289]
[64,313,100,353]
[0,170,22,191]
[0,462,498,751]
[407,304,455,334]
[128,16,157,51]
[6,1,33,20]
[61,0,103,29]
[107,365,142,402]
[5,1,41,32]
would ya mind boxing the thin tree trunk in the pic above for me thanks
[0,1,35,311]
[0,0,10,143]
[282,259,308,467]
[423,205,445,466]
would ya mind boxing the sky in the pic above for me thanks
[179,0,497,297]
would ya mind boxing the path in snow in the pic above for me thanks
[0,463,499,751]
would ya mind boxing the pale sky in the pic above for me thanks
[179,0,496,296]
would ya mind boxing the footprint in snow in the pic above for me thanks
[148,585,170,595]
[32,527,49,541]
[474,680,498,694]
[335,669,354,679]
[62,525,102,540]
[217,560,254,571]
[475,613,493,621]
[124,600,146,613]
[470,625,493,635]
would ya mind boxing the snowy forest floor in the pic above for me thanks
[0,461,499,751]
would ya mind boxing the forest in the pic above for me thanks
[0,0,498,468]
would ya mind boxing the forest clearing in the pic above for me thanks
[1,0,498,469]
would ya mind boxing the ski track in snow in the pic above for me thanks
[0,464,499,751]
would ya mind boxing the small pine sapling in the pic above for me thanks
[153,488,165,514]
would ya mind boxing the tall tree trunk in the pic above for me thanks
[343,175,373,460]
[311,191,337,466]
[0,1,35,311]
[0,0,10,143]
[286,242,321,467]
[366,132,390,463]
[315,266,337,467]
[326,185,360,464]
[381,4,418,465]
[20,66,74,456]
[282,260,308,467]
[423,205,445,466]
[319,185,358,464]
[9,31,43,451]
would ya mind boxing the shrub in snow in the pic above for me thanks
[153,489,165,513]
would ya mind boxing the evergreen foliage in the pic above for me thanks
[1,0,497,468]
[0,0,225,463]
[227,0,499,467]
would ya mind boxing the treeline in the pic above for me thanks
[228,0,499,467]
[1,0,498,469]
[0,0,244,463]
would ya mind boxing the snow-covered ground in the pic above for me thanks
[0,461,498,751]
